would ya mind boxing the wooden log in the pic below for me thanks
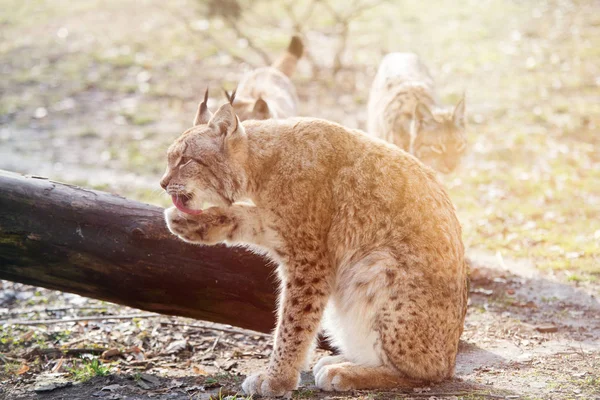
[0,170,278,333]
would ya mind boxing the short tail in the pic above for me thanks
[272,35,304,77]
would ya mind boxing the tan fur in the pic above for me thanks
[367,53,467,173]
[161,102,468,396]
[232,35,304,121]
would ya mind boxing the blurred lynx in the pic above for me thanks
[367,53,467,173]
[230,35,304,121]
[161,93,468,396]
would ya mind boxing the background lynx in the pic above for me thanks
[162,98,468,395]
[231,35,304,121]
[367,52,467,173]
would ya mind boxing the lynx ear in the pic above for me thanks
[193,88,212,126]
[209,103,241,137]
[252,98,271,119]
[453,96,466,128]
[414,102,434,124]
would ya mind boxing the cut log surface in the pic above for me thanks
[0,171,278,333]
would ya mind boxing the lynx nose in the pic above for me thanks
[160,176,170,190]
[444,158,457,172]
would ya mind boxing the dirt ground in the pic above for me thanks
[1,0,599,399]
[1,253,599,399]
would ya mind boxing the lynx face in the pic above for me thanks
[160,101,248,214]
[411,99,467,173]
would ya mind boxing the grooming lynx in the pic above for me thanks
[367,52,467,173]
[231,35,303,121]
[162,95,468,395]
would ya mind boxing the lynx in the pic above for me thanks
[367,52,467,173]
[161,94,468,395]
[230,35,304,121]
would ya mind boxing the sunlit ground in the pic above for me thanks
[1,0,599,284]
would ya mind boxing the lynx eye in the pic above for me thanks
[178,157,194,168]
[430,145,444,154]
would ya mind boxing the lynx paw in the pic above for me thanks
[164,206,235,244]
[314,363,354,392]
[242,371,300,397]
[312,355,346,378]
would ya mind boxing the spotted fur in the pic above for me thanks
[367,52,467,173]
[162,101,468,396]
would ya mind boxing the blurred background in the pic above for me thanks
[0,0,598,280]
[1,1,600,396]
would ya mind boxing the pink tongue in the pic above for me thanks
[171,195,203,215]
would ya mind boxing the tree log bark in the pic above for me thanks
[0,170,278,333]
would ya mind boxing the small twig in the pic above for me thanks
[208,334,221,353]
[26,347,107,360]
[159,321,271,338]
[1,313,159,325]
[0,305,113,317]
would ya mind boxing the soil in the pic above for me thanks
[1,252,599,400]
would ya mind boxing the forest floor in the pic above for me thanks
[1,0,599,399]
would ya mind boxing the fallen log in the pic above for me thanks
[0,170,278,333]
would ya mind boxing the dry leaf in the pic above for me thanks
[164,339,187,354]
[17,363,30,375]
[192,365,207,375]
[101,348,121,359]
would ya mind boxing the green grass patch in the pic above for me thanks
[67,357,111,382]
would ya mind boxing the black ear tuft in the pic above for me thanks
[200,87,209,113]
[223,87,238,105]
[193,87,213,126]
[203,87,209,105]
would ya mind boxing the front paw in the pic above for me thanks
[164,206,235,244]
[242,371,300,397]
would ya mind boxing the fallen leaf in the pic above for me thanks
[136,380,151,390]
[101,384,122,392]
[20,330,34,342]
[222,360,238,371]
[192,365,207,375]
[101,348,121,359]
[17,363,30,375]
[164,339,187,354]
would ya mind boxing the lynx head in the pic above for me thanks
[410,97,467,174]
[226,89,272,121]
[160,89,248,214]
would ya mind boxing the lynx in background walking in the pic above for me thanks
[367,53,467,173]
[231,35,304,121]
[162,95,468,396]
